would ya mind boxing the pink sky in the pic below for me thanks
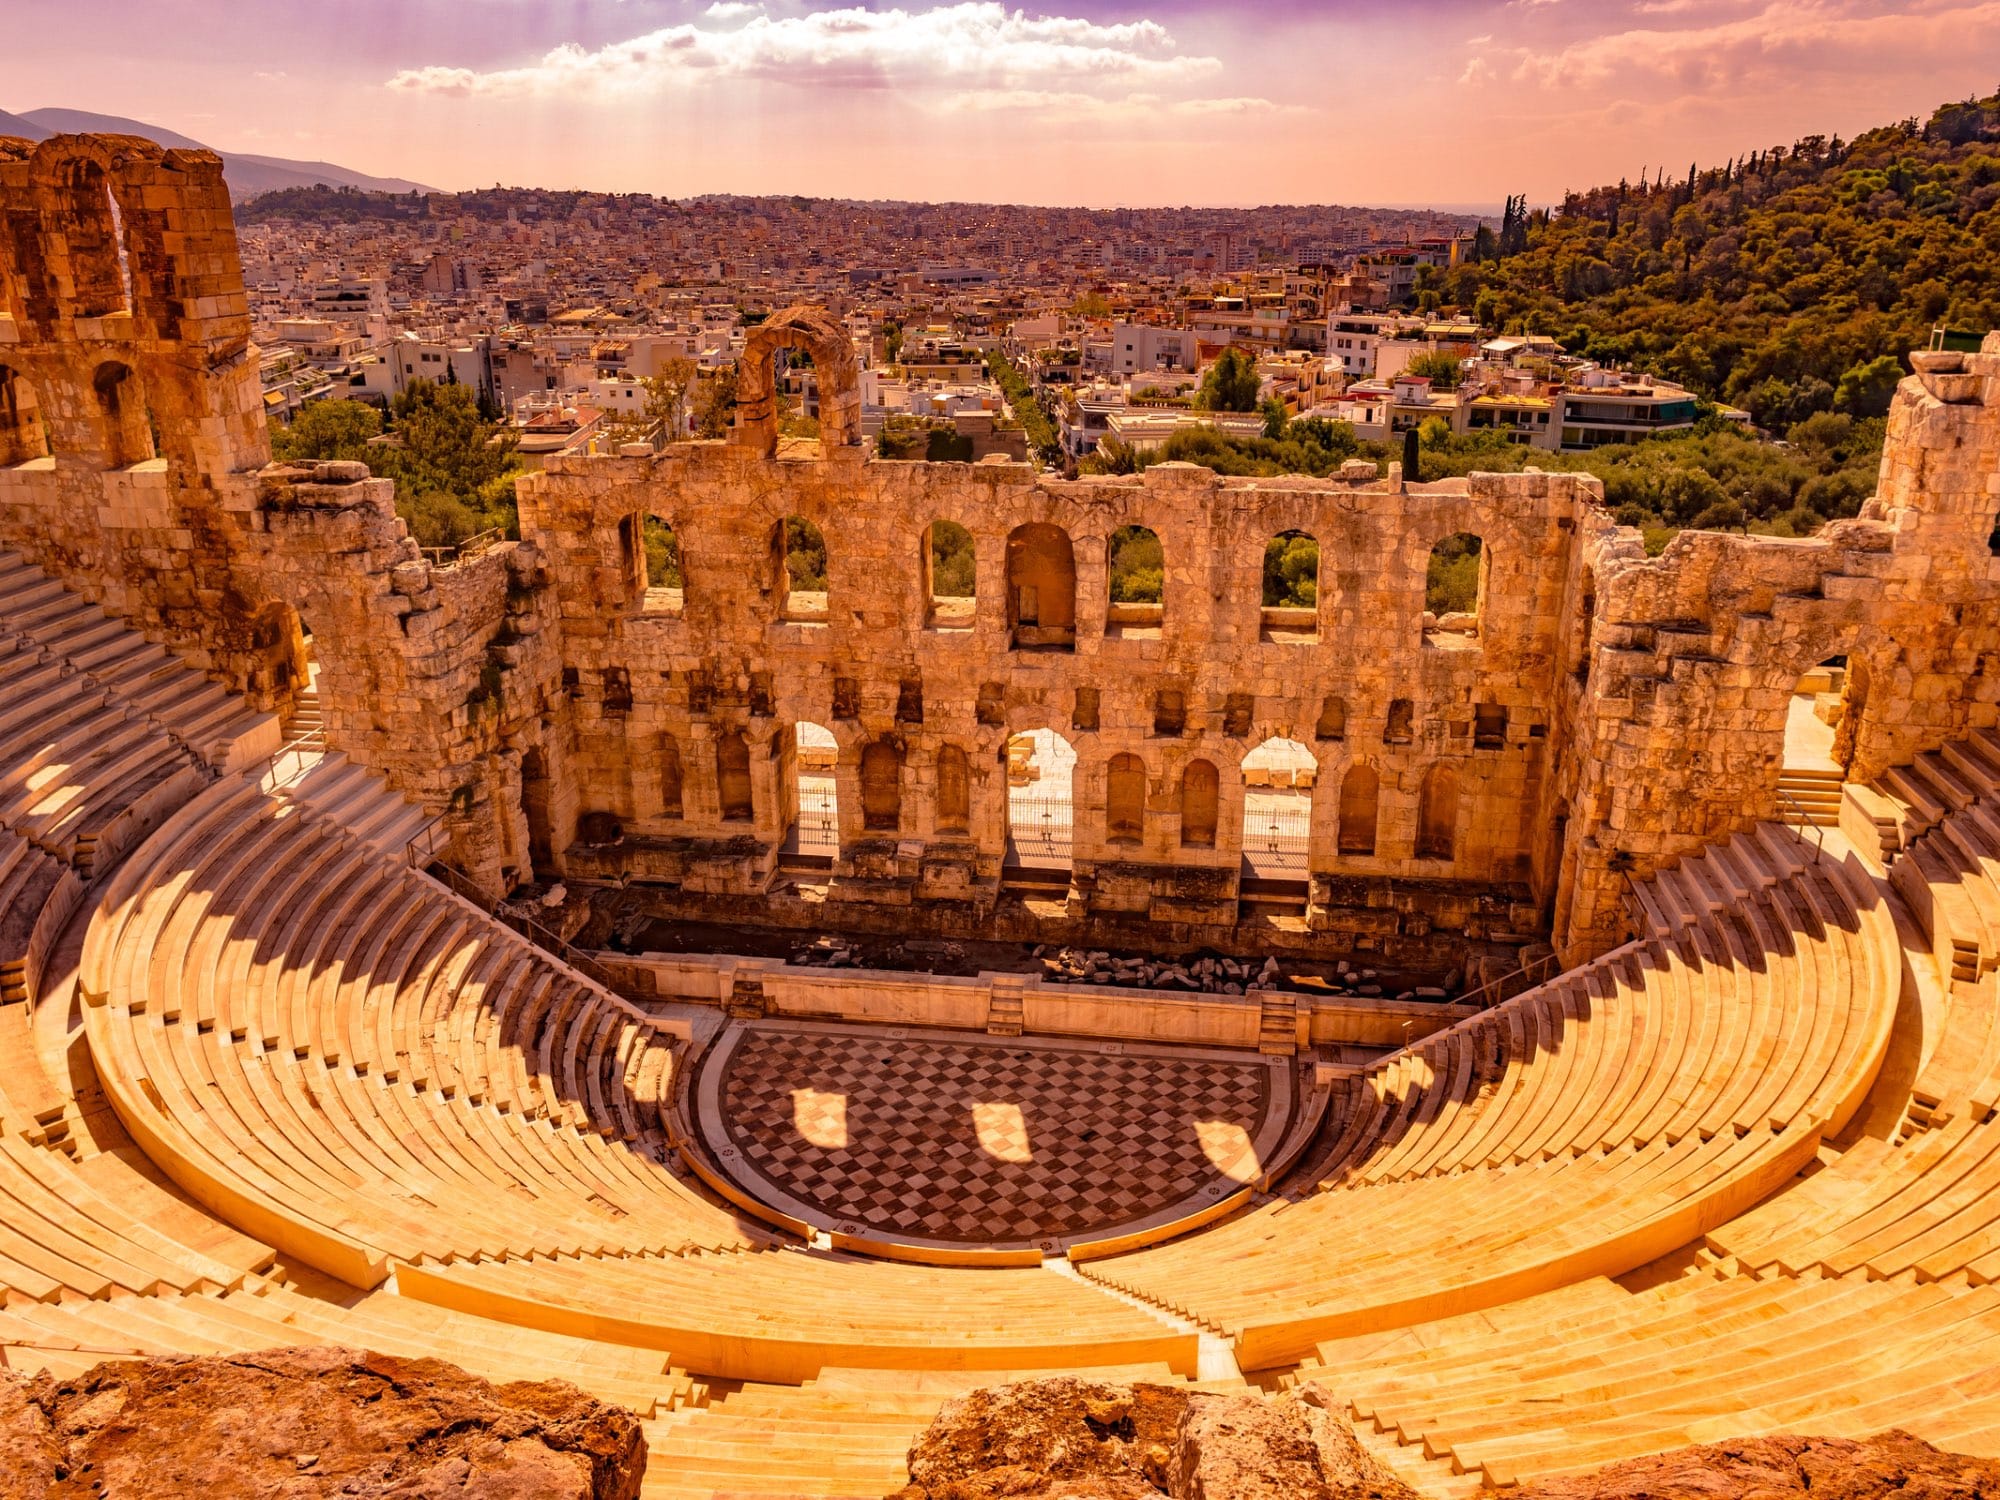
[8,0,1998,208]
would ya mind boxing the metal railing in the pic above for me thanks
[1458,949,1562,1011]
[1006,792,1074,866]
[1774,784,1828,864]
[1242,798,1312,877]
[789,781,839,857]
[260,727,327,793]
[423,858,616,989]
[419,527,504,569]
[404,815,451,870]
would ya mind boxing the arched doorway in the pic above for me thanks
[1004,728,1075,873]
[785,721,838,863]
[1241,737,1314,877]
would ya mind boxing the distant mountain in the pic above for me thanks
[0,108,51,141]
[6,108,436,201]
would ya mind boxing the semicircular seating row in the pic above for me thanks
[1078,822,1901,1370]
[1275,734,2000,1489]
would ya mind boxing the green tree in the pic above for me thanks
[1833,354,1905,417]
[1426,534,1483,616]
[1195,347,1261,413]
[1262,532,1319,607]
[1107,524,1164,603]
[270,399,381,464]
[642,516,682,588]
[691,367,738,439]
[1405,351,1465,390]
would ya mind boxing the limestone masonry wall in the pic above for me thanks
[4,133,1999,964]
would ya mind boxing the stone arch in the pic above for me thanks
[716,730,754,822]
[1180,758,1220,848]
[1417,762,1459,861]
[1338,762,1379,855]
[1106,752,1146,844]
[1107,522,1164,626]
[926,518,976,629]
[1241,737,1314,876]
[92,359,152,467]
[936,744,971,834]
[637,513,683,614]
[0,364,46,466]
[860,738,904,832]
[1424,532,1487,644]
[772,514,828,623]
[1006,522,1076,650]
[1385,698,1414,745]
[34,145,134,320]
[732,305,860,456]
[1261,528,1320,643]
[247,600,309,705]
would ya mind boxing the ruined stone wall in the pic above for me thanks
[7,133,2000,964]
[518,446,1580,945]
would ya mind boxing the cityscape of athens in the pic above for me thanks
[3,4,2000,1495]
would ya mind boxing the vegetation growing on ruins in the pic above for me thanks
[1436,92,2000,429]
[1426,533,1483,616]
[929,521,976,598]
[784,515,829,592]
[642,516,682,588]
[270,380,522,550]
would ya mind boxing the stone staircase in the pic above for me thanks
[1776,767,1843,828]
[1257,990,1299,1056]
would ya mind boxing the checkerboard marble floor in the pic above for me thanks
[707,1022,1277,1247]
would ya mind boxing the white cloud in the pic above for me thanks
[386,2,1225,99]
[703,1,760,16]
[1511,0,2000,90]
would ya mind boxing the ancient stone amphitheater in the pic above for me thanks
[4,132,2000,1496]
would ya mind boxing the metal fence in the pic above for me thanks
[1241,798,1312,877]
[1007,792,1074,867]
[788,780,839,857]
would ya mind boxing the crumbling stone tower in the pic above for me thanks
[0,133,283,686]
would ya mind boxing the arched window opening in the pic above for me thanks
[640,514,683,615]
[1337,764,1379,856]
[716,731,754,823]
[1106,523,1164,638]
[1417,763,1459,861]
[1106,752,1147,845]
[1791,654,1851,788]
[1005,729,1075,872]
[784,721,836,857]
[1314,695,1347,742]
[1385,698,1414,745]
[61,160,130,320]
[773,514,828,623]
[520,747,555,874]
[1180,759,1219,848]
[658,733,684,820]
[1006,523,1075,651]
[926,519,975,631]
[1424,532,1485,646]
[1242,738,1313,876]
[1261,530,1320,644]
[92,361,153,468]
[860,739,904,832]
[936,744,971,834]
[248,601,308,704]
[0,366,47,467]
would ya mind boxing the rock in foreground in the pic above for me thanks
[896,1377,1417,1499]
[1511,1429,2000,1499]
[0,1345,646,1499]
